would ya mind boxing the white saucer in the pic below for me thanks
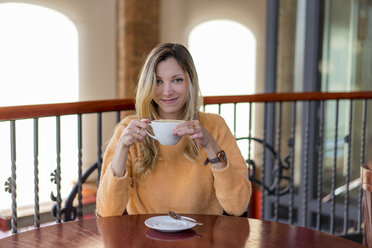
[144,215,197,233]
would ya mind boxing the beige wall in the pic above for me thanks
[160,0,267,93]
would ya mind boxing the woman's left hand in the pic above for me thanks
[172,120,213,148]
[174,120,227,169]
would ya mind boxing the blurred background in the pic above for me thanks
[0,0,371,235]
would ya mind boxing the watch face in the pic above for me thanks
[217,150,226,161]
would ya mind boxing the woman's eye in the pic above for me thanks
[156,79,162,84]
[173,78,183,83]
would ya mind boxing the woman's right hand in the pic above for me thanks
[111,119,150,177]
[119,119,151,147]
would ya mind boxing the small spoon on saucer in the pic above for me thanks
[168,211,203,225]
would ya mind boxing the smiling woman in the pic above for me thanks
[96,43,251,218]
[0,3,78,212]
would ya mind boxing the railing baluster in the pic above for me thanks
[116,111,121,124]
[302,101,311,228]
[233,103,237,138]
[289,101,297,225]
[261,102,268,220]
[56,116,62,223]
[10,120,17,234]
[274,102,282,221]
[97,113,102,186]
[77,114,83,220]
[316,100,325,231]
[248,102,252,161]
[343,100,353,235]
[218,104,221,115]
[358,99,367,233]
[247,102,253,218]
[33,118,40,228]
[330,99,339,234]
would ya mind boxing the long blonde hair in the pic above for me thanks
[134,43,203,182]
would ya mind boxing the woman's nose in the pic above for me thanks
[161,82,173,95]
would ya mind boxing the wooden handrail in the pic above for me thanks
[1,91,372,121]
[203,91,372,104]
[0,99,135,121]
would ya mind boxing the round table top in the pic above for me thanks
[0,214,364,248]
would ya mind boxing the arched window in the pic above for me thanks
[188,20,257,157]
[0,2,78,106]
[189,19,256,96]
[0,3,78,210]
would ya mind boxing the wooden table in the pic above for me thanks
[0,214,365,248]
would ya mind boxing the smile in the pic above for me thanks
[161,97,178,104]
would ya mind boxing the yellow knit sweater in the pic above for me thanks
[96,112,251,217]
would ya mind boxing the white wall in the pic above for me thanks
[160,0,266,93]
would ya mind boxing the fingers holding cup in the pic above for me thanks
[189,121,203,139]
[122,119,150,147]
[133,119,150,142]
[173,120,200,137]
[135,129,141,140]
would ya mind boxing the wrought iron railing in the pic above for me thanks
[0,99,135,233]
[1,92,372,241]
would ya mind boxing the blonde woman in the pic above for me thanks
[96,43,251,217]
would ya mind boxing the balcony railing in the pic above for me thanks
[1,92,372,241]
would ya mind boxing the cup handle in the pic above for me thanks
[145,123,157,141]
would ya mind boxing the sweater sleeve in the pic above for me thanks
[96,119,133,217]
[208,115,252,216]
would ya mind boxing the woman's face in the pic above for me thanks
[154,57,189,120]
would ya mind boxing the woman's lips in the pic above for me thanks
[161,97,178,104]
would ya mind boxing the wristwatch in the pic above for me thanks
[204,150,227,165]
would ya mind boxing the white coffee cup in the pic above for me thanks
[145,120,184,145]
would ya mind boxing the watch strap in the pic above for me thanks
[204,157,220,165]
[204,150,226,166]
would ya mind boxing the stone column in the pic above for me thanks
[117,0,160,99]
